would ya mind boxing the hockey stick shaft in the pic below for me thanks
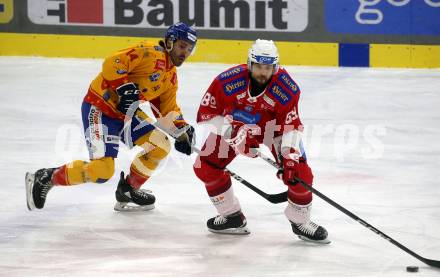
[258,152,440,268]
[149,121,287,204]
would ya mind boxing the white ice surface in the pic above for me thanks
[0,57,439,276]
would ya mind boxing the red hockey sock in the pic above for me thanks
[51,165,69,186]
[127,167,149,190]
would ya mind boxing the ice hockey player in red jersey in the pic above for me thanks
[193,39,329,243]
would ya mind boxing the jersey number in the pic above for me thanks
[285,108,298,124]
[201,92,216,107]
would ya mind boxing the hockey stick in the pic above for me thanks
[226,169,287,204]
[257,152,440,268]
[146,120,288,204]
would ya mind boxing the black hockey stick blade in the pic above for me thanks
[228,170,287,204]
[422,258,440,268]
[266,191,288,204]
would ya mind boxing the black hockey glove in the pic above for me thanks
[174,124,195,155]
[116,82,140,114]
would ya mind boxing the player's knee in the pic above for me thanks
[193,156,208,181]
[137,147,166,171]
[193,156,227,185]
[137,130,171,159]
[87,157,115,183]
[151,138,171,160]
[194,157,231,197]
[132,137,171,175]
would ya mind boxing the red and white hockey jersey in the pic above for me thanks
[197,64,305,158]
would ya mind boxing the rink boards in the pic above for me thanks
[1,32,439,68]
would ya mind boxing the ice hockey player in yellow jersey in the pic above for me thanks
[25,22,197,212]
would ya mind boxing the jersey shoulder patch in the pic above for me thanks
[154,45,164,52]
[217,64,247,81]
[222,76,247,96]
[277,70,300,95]
[267,70,300,106]
[215,65,248,96]
[268,82,292,106]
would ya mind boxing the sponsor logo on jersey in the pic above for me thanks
[200,114,217,121]
[153,85,161,91]
[232,109,261,124]
[263,94,275,107]
[224,77,247,96]
[244,105,253,112]
[154,46,164,52]
[102,91,110,101]
[88,106,102,140]
[219,67,243,81]
[149,73,160,82]
[279,73,298,94]
[236,91,246,101]
[105,135,119,144]
[247,97,257,103]
[269,84,291,105]
[155,59,165,70]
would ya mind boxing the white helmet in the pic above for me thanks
[247,39,279,74]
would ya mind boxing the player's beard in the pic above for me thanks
[170,52,186,67]
[253,74,270,87]
[252,73,272,89]
[250,74,271,95]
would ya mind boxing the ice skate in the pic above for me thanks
[285,202,330,244]
[114,172,155,212]
[290,220,330,244]
[25,168,55,210]
[207,211,250,235]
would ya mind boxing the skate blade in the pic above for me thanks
[208,227,251,235]
[114,202,155,212]
[25,172,36,211]
[297,235,331,245]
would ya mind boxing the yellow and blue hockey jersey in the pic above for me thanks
[84,40,186,126]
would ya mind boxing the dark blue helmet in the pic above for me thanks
[165,22,197,47]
